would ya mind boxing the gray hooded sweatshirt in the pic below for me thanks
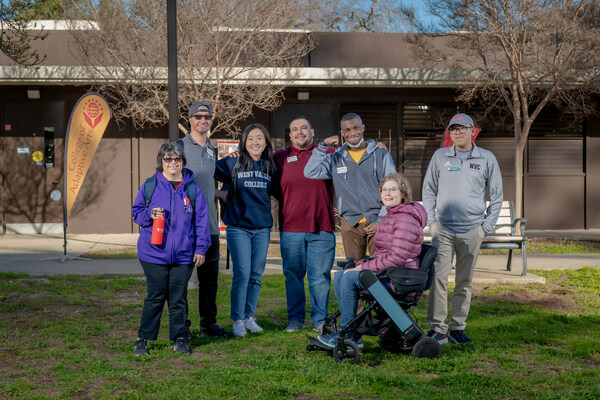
[304,140,396,226]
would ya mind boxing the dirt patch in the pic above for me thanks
[586,354,600,366]
[474,285,579,314]
[473,359,502,375]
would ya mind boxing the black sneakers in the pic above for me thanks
[173,337,191,354]
[449,330,472,344]
[134,338,149,357]
[203,323,233,338]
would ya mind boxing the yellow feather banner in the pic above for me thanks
[63,93,112,220]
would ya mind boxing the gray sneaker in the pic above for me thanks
[134,338,148,357]
[232,320,247,337]
[285,320,304,333]
[313,324,324,334]
[243,316,263,333]
[173,337,190,354]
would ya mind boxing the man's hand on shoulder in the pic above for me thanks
[323,136,339,147]
[376,142,387,150]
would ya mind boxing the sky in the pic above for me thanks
[400,0,440,30]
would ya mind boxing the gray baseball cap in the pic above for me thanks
[447,113,474,129]
[188,101,212,117]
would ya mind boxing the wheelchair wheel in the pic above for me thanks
[412,336,442,359]
[332,338,360,365]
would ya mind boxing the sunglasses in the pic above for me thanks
[163,157,182,164]
[191,114,213,121]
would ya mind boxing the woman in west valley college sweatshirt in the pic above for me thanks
[214,123,278,337]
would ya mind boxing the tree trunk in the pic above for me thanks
[514,121,530,234]
[514,143,525,231]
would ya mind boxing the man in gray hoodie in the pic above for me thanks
[422,113,503,345]
[304,113,396,261]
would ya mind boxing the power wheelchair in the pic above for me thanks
[305,244,441,364]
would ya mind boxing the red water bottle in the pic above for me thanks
[151,208,165,245]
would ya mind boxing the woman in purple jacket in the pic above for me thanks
[131,142,210,356]
[318,172,427,349]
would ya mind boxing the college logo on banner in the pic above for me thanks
[64,93,112,220]
[83,97,105,128]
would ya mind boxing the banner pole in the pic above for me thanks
[61,223,67,263]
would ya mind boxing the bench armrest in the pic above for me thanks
[511,217,527,236]
[486,225,501,235]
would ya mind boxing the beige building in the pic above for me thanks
[1,25,598,234]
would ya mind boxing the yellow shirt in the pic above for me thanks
[348,148,366,164]
[348,148,368,224]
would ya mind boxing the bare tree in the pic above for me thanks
[66,0,314,137]
[303,0,408,32]
[403,0,600,223]
[0,0,48,66]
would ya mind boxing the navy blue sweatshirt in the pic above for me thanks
[215,156,276,229]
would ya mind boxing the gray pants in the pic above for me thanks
[427,222,484,334]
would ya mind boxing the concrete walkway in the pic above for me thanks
[1,231,599,285]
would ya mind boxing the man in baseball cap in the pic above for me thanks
[422,112,503,345]
[180,101,232,338]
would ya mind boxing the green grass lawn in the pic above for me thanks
[1,268,599,399]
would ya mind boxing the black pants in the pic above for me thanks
[196,234,220,329]
[138,260,194,341]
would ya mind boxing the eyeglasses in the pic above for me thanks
[191,114,212,121]
[449,126,472,135]
[380,187,400,193]
[163,157,182,164]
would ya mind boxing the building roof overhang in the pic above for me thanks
[0,65,471,88]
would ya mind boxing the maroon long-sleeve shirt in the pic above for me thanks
[273,142,336,233]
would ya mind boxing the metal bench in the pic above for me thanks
[422,200,528,276]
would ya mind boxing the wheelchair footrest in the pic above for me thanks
[305,334,333,352]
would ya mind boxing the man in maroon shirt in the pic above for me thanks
[273,116,338,333]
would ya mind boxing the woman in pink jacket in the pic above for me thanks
[317,172,427,349]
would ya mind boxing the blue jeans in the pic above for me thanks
[280,231,336,327]
[333,269,364,333]
[227,226,270,321]
[138,260,194,341]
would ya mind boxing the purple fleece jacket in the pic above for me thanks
[359,202,427,272]
[132,168,211,265]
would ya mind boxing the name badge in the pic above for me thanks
[287,156,298,163]
[206,148,214,158]
[337,166,348,174]
[448,167,460,171]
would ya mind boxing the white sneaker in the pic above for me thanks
[232,320,247,337]
[243,317,263,333]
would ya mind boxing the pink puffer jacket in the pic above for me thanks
[359,202,427,272]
